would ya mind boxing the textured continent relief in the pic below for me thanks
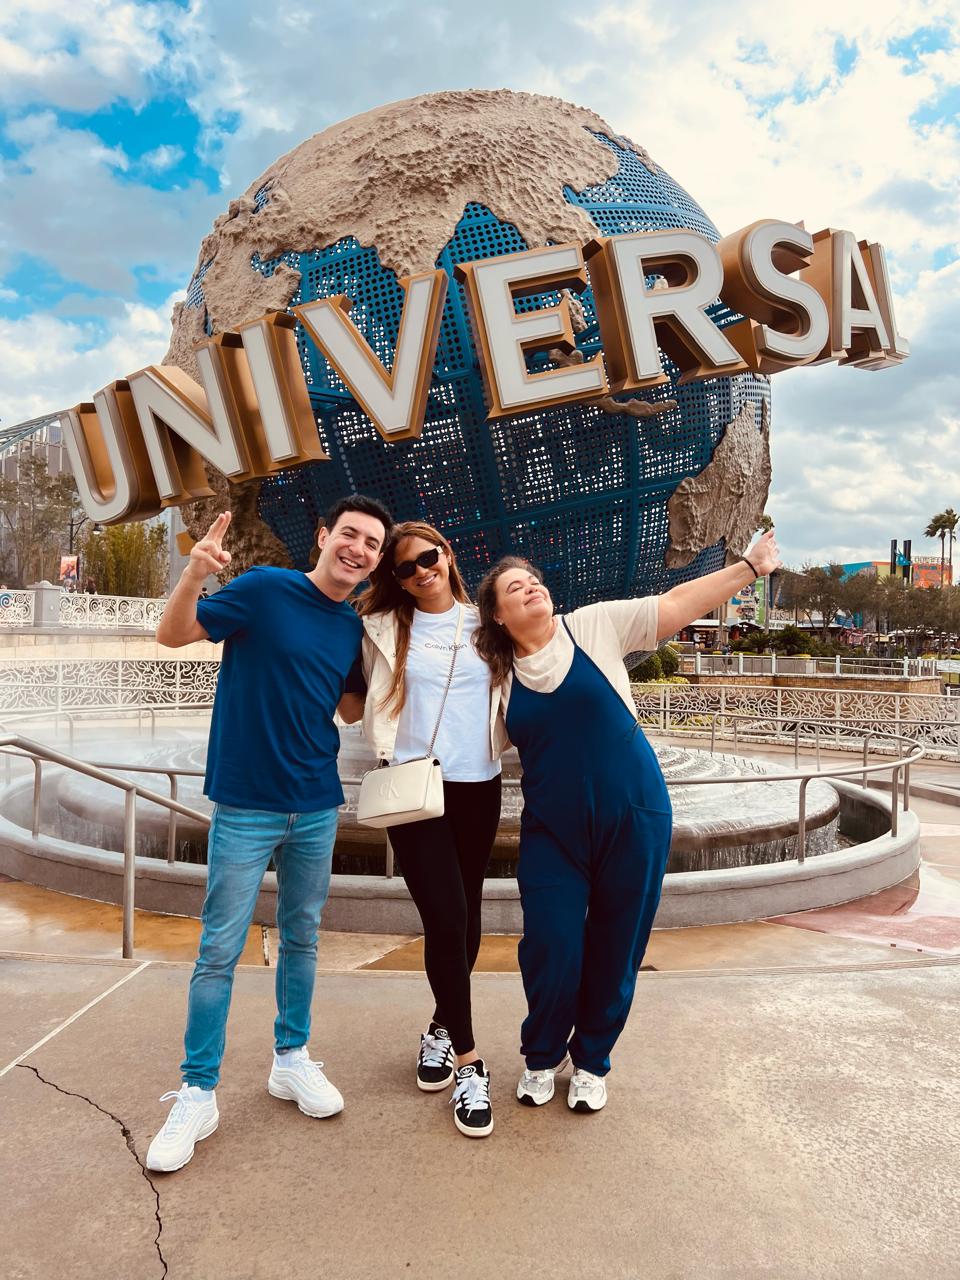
[665,401,772,569]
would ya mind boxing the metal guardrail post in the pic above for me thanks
[835,655,841,676]
[167,774,179,863]
[31,758,42,838]
[861,736,871,788]
[771,652,777,676]
[890,766,899,836]
[797,777,809,864]
[385,831,394,878]
[122,788,137,959]
[694,651,701,676]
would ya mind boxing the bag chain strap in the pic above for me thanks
[426,604,464,758]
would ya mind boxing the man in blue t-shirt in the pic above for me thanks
[146,494,392,1174]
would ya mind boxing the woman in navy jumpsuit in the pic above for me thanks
[473,532,781,1112]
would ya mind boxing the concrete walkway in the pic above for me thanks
[3,952,959,1279]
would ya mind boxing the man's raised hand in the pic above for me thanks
[188,512,232,581]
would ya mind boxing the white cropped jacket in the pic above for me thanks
[358,609,508,764]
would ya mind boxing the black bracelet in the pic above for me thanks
[739,554,760,579]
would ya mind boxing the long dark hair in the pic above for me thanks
[473,555,542,686]
[356,521,471,715]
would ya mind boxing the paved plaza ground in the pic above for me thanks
[2,756,959,1278]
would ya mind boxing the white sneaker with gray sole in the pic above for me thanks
[146,1084,219,1172]
[567,1068,607,1113]
[268,1048,344,1118]
[516,1054,570,1107]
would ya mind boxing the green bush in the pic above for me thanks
[659,643,680,677]
[629,651,663,682]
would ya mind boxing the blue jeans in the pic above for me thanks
[181,804,338,1089]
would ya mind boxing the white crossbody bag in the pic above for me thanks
[356,605,464,829]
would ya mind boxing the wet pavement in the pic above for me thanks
[3,953,959,1279]
[3,744,959,1277]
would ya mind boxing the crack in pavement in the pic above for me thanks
[18,1063,168,1278]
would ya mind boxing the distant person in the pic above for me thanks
[473,531,781,1115]
[83,578,97,594]
[146,494,392,1173]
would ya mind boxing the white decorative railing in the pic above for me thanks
[0,659,219,713]
[0,659,957,760]
[0,590,35,627]
[681,653,939,678]
[58,593,167,630]
[633,681,960,759]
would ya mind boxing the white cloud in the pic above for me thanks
[140,143,184,171]
[0,291,181,426]
[0,112,222,292]
[0,1,174,111]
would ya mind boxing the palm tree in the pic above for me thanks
[925,512,948,587]
[943,508,958,586]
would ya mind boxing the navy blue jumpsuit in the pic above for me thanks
[506,620,672,1077]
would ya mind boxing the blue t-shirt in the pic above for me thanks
[196,566,361,813]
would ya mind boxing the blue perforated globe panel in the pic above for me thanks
[185,137,769,609]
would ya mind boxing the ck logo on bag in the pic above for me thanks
[378,779,400,800]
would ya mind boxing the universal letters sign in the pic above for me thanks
[61,220,908,524]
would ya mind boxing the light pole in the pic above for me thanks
[66,513,101,589]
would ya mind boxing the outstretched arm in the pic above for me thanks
[156,512,232,648]
[656,530,782,642]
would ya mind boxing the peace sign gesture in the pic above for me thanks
[188,512,232,581]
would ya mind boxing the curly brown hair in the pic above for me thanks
[356,522,472,715]
[472,555,543,686]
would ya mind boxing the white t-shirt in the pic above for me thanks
[506,598,660,716]
[393,602,501,782]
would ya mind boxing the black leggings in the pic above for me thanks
[386,776,502,1055]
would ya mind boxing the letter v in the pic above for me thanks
[295,270,447,441]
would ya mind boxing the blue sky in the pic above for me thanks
[0,0,957,565]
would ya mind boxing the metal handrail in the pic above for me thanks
[0,736,210,959]
[1,713,924,957]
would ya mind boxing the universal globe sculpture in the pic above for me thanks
[167,90,771,607]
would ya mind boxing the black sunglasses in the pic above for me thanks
[393,546,443,581]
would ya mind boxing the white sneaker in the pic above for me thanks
[568,1068,607,1113]
[145,1084,219,1172]
[267,1047,344,1118]
[516,1054,570,1107]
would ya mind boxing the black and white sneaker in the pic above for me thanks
[451,1059,493,1138]
[417,1024,455,1092]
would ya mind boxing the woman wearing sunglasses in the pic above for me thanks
[347,523,504,1138]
